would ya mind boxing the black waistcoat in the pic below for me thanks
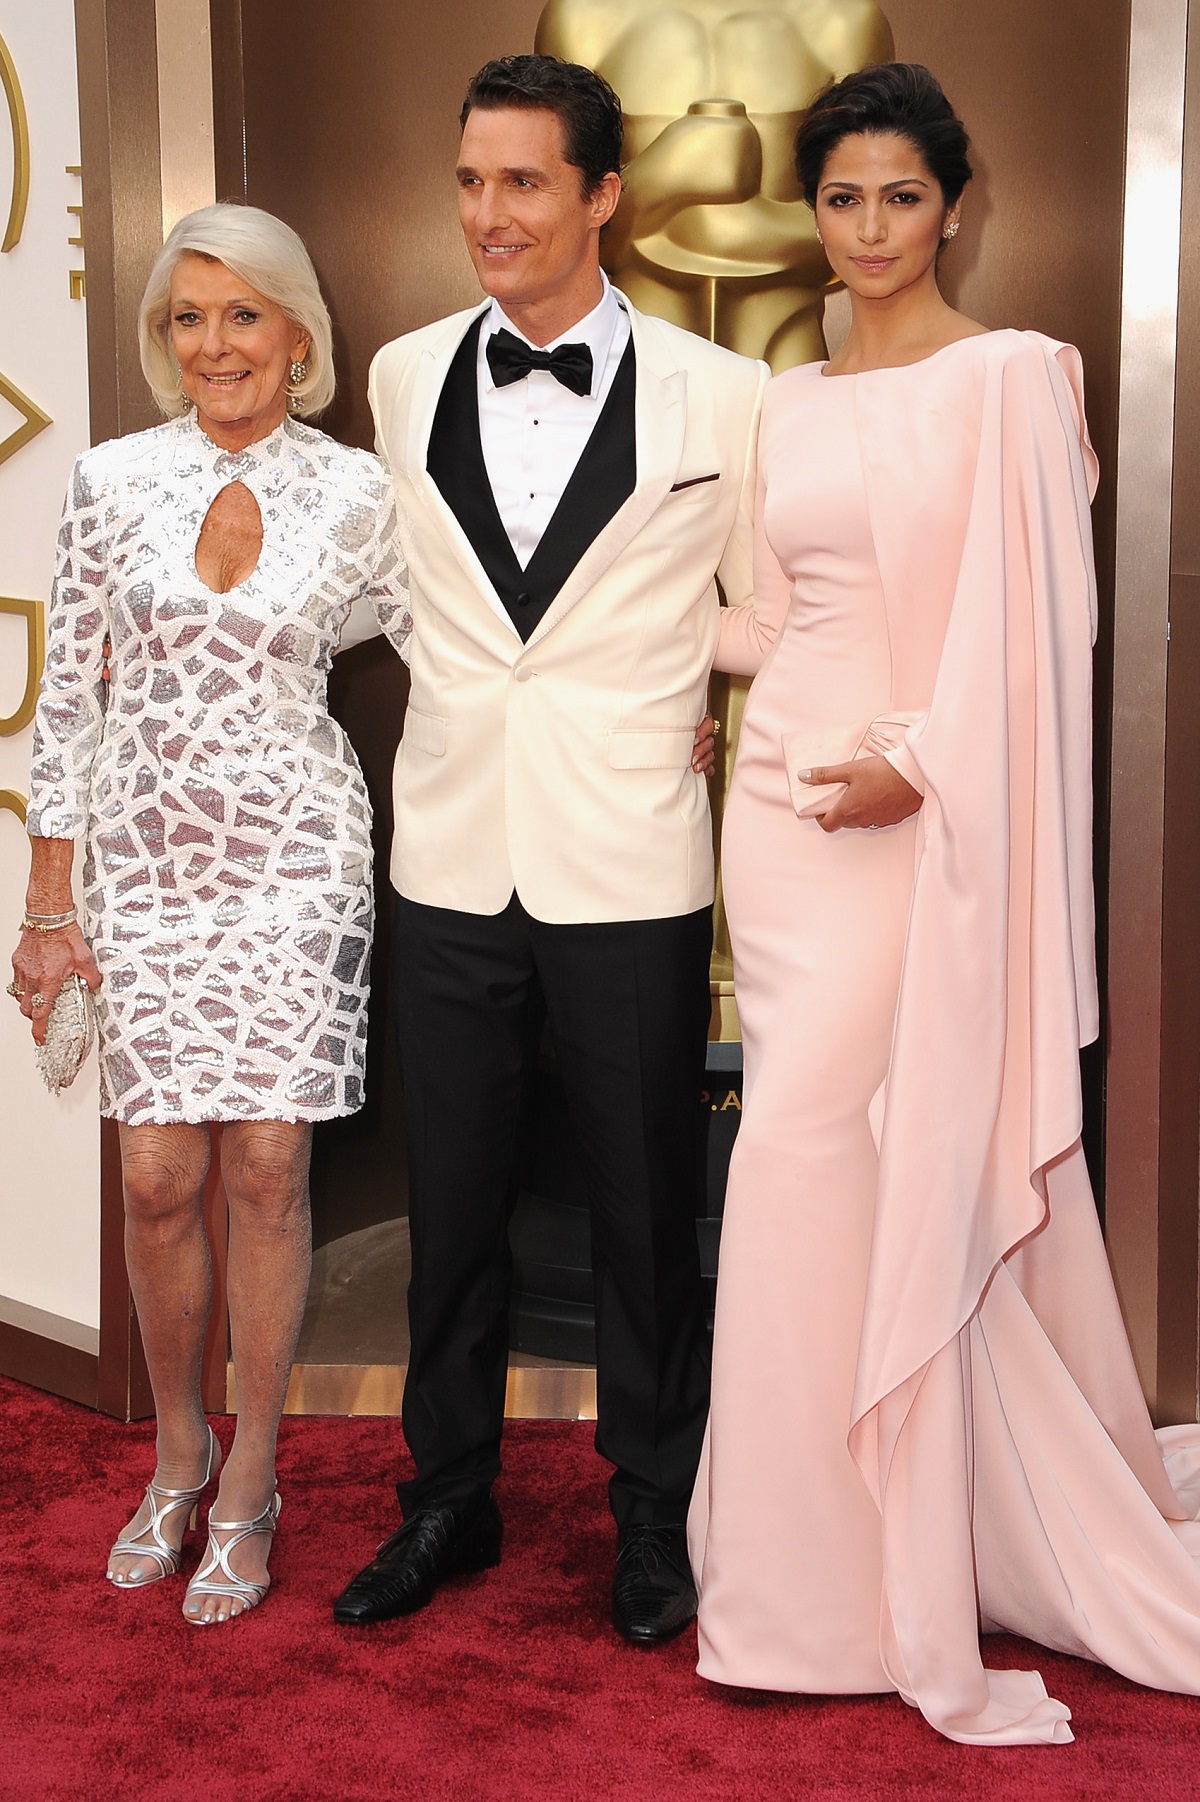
[426,314,638,643]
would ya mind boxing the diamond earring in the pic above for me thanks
[942,220,960,240]
[287,359,307,414]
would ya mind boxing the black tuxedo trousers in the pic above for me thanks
[393,892,713,1528]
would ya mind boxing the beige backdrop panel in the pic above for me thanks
[0,0,97,1345]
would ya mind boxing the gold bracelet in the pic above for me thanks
[21,910,78,934]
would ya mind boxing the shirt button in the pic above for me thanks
[514,666,534,682]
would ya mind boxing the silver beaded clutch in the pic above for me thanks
[36,974,96,1096]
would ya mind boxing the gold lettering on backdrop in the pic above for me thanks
[0,369,52,466]
[0,599,45,737]
[0,29,30,253]
[66,165,85,297]
[536,0,893,1037]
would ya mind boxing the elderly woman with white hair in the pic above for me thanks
[9,203,411,1624]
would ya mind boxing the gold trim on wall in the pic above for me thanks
[0,370,52,465]
[1105,0,1190,1413]
[0,29,30,253]
[0,598,45,737]
[0,789,28,824]
[154,0,215,234]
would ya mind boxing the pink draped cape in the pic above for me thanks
[717,333,1200,1744]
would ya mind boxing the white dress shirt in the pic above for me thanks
[477,273,632,569]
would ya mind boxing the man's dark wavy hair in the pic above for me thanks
[460,54,624,196]
[794,63,972,209]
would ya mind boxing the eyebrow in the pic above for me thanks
[819,177,931,194]
[171,296,261,308]
[456,164,546,181]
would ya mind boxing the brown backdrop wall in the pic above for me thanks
[209,0,1130,1242]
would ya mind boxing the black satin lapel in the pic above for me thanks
[426,316,523,602]
[425,323,638,643]
[522,338,637,607]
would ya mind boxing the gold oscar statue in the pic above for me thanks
[536,0,895,1036]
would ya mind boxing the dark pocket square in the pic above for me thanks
[670,473,720,491]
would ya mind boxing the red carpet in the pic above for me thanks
[3,1374,1199,1801]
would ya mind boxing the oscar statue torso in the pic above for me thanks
[537,0,893,367]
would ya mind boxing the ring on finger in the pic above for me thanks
[6,978,22,1000]
[29,991,46,1009]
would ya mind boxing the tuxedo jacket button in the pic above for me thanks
[514,666,534,682]
[516,592,532,607]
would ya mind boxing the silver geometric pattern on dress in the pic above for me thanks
[27,412,412,1125]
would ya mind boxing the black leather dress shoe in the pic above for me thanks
[332,1493,502,1624]
[611,1524,698,1646]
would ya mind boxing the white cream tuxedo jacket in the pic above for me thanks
[368,292,767,924]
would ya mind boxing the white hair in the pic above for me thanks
[138,203,336,418]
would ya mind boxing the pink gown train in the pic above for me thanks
[688,331,1200,1746]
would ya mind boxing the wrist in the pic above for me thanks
[25,892,75,914]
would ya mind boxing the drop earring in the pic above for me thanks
[287,359,307,412]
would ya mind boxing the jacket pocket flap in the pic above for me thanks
[404,708,447,756]
[607,728,695,770]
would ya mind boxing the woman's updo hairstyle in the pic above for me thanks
[794,63,972,210]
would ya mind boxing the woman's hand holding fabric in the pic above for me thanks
[798,754,922,833]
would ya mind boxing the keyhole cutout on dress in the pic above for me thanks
[194,482,264,595]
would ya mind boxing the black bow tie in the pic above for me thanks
[486,328,594,397]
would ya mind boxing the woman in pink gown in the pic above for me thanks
[689,63,1200,1747]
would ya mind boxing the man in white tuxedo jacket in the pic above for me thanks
[334,54,766,1644]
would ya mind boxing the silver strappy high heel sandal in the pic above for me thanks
[184,1492,282,1625]
[106,1424,221,1587]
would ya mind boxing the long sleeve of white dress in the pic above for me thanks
[26,457,114,839]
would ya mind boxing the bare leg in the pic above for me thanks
[108,1122,216,1584]
[183,1118,312,1622]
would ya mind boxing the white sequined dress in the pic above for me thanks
[26,411,411,1125]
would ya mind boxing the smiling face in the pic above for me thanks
[169,253,310,450]
[815,131,958,304]
[455,105,621,345]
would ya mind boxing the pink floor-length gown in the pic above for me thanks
[688,331,1200,1747]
